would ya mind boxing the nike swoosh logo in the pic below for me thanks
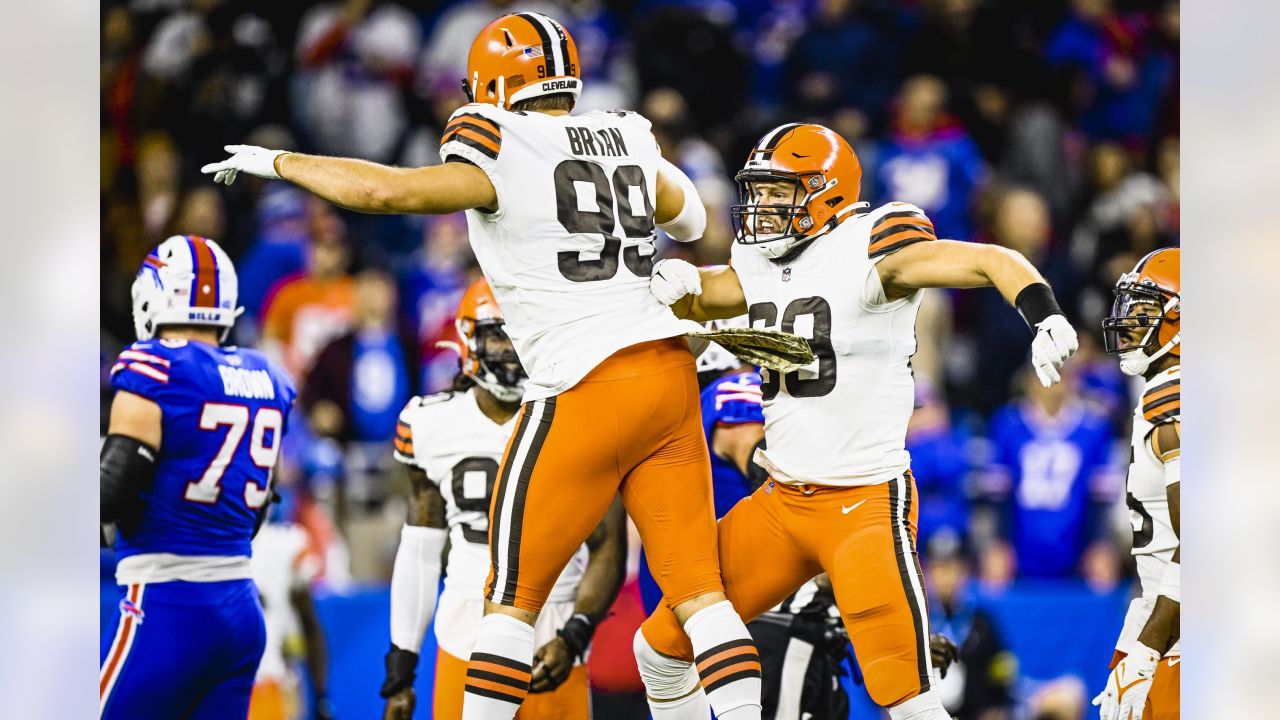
[1117,677,1148,699]
[842,500,867,515]
[1167,657,1180,667]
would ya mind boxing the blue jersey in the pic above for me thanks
[110,338,296,560]
[988,400,1116,578]
[701,371,766,519]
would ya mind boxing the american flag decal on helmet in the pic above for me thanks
[523,46,544,58]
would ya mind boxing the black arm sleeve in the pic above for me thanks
[746,438,770,491]
[100,434,158,525]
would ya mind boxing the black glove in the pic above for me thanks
[379,644,419,698]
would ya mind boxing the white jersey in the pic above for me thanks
[729,202,931,487]
[439,104,699,402]
[1115,365,1181,657]
[393,388,588,658]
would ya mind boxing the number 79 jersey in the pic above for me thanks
[109,339,297,568]
[439,104,698,403]
[393,389,586,602]
[728,202,933,487]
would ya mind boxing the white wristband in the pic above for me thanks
[656,156,706,242]
[1163,455,1180,487]
[1158,560,1180,603]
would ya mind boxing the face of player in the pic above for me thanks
[747,179,801,236]
[475,324,526,388]
[1113,297,1163,352]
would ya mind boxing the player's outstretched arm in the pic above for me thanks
[530,497,627,693]
[202,145,497,215]
[101,391,163,524]
[877,240,1078,387]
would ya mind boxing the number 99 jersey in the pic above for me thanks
[109,338,296,579]
[438,104,698,403]
[728,202,934,487]
[392,389,587,602]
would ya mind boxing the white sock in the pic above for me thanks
[887,689,952,720]
[389,525,447,652]
[634,629,710,719]
[684,601,762,720]
[461,613,535,720]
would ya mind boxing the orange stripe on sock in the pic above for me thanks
[696,645,758,674]
[469,660,531,683]
[700,660,762,688]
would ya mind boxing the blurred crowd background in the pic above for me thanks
[99,0,1179,717]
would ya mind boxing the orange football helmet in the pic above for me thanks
[1102,247,1180,376]
[464,12,581,109]
[732,123,865,259]
[456,276,526,401]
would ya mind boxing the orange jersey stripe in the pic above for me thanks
[444,126,501,155]
[1143,383,1179,406]
[868,231,935,255]
[1143,399,1180,422]
[446,115,501,139]
[872,213,935,236]
[699,660,762,688]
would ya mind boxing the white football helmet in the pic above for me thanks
[696,315,750,375]
[132,235,242,341]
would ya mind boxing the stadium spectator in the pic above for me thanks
[907,380,972,551]
[982,369,1123,580]
[396,213,477,394]
[260,206,355,380]
[783,0,904,123]
[293,0,422,162]
[924,531,1016,720]
[873,74,987,240]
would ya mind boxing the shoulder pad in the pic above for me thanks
[441,106,503,163]
[1141,371,1180,425]
[867,202,936,259]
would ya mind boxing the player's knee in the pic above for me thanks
[886,689,951,720]
[633,628,699,700]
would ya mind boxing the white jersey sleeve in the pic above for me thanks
[440,104,508,218]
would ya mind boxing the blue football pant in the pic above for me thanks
[100,579,266,719]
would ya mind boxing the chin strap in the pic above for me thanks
[1120,296,1181,376]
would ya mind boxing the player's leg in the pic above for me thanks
[186,579,269,720]
[819,473,950,719]
[101,584,192,718]
[517,664,591,719]
[635,479,821,720]
[434,646,470,720]
[466,393,621,719]
[1143,655,1180,720]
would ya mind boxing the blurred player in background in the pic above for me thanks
[1094,248,1181,720]
[204,11,765,720]
[249,506,332,720]
[642,123,1078,720]
[378,278,626,720]
[101,235,297,718]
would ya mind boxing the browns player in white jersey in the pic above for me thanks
[640,123,1079,720]
[204,13,765,720]
[1093,248,1181,720]
[379,278,625,720]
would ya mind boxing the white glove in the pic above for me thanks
[650,259,702,306]
[1030,313,1079,388]
[1092,642,1158,720]
[200,145,289,186]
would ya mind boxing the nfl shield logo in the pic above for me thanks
[782,267,792,282]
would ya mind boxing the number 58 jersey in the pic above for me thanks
[109,338,297,580]
[439,104,698,402]
[393,389,587,601]
[729,202,933,487]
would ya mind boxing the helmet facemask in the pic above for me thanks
[732,172,817,259]
[1102,281,1180,376]
[465,321,527,402]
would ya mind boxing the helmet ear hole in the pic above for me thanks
[485,79,497,98]
[503,29,514,47]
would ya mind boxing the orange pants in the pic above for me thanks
[435,647,591,719]
[485,338,723,612]
[641,473,934,707]
[247,678,292,720]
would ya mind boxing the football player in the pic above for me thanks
[101,235,297,718]
[379,278,626,720]
[1093,248,1181,720]
[640,123,1078,720]
[204,13,764,720]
